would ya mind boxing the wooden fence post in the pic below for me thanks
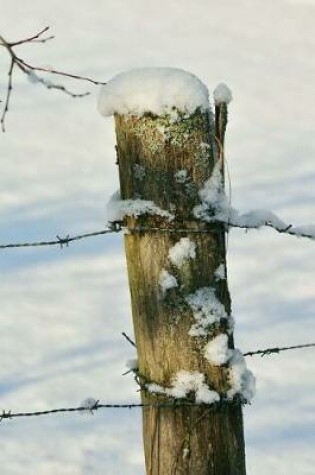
[112,84,246,474]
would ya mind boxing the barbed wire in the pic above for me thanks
[0,223,122,250]
[0,398,243,422]
[0,342,313,423]
[131,222,315,241]
[229,221,314,241]
[243,342,315,357]
[0,217,314,251]
[121,333,315,358]
[0,26,106,131]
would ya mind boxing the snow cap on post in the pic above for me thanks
[213,83,232,105]
[98,67,210,117]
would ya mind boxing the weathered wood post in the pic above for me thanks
[99,69,252,475]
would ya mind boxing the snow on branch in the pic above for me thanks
[0,26,106,131]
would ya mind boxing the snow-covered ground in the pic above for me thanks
[1,1,314,473]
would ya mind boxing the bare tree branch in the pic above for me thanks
[0,26,107,131]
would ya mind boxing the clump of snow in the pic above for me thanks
[125,358,138,371]
[213,83,233,105]
[80,398,99,410]
[168,238,196,267]
[204,333,231,365]
[147,370,220,404]
[194,162,232,223]
[106,190,174,222]
[174,169,188,183]
[289,224,315,238]
[214,263,226,281]
[227,350,256,403]
[186,287,228,337]
[194,164,292,233]
[234,209,287,230]
[159,269,178,292]
[203,337,256,402]
[98,67,210,117]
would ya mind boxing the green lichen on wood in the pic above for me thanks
[115,108,215,218]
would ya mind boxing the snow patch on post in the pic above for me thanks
[204,333,231,366]
[159,269,178,293]
[106,190,174,222]
[203,337,256,402]
[194,162,232,223]
[227,350,256,403]
[168,237,196,267]
[186,287,229,337]
[147,370,220,404]
[98,67,210,117]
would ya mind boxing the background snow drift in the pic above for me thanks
[1,0,314,473]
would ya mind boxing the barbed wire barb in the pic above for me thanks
[122,332,137,348]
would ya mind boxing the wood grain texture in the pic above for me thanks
[114,109,246,474]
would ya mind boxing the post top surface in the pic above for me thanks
[97,67,210,117]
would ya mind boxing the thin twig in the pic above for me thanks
[8,26,53,47]
[0,27,106,131]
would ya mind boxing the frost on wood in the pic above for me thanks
[186,287,229,337]
[106,190,174,222]
[147,370,220,404]
[227,350,256,403]
[168,237,196,267]
[159,269,178,293]
[213,83,233,105]
[204,333,231,365]
[98,67,210,117]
